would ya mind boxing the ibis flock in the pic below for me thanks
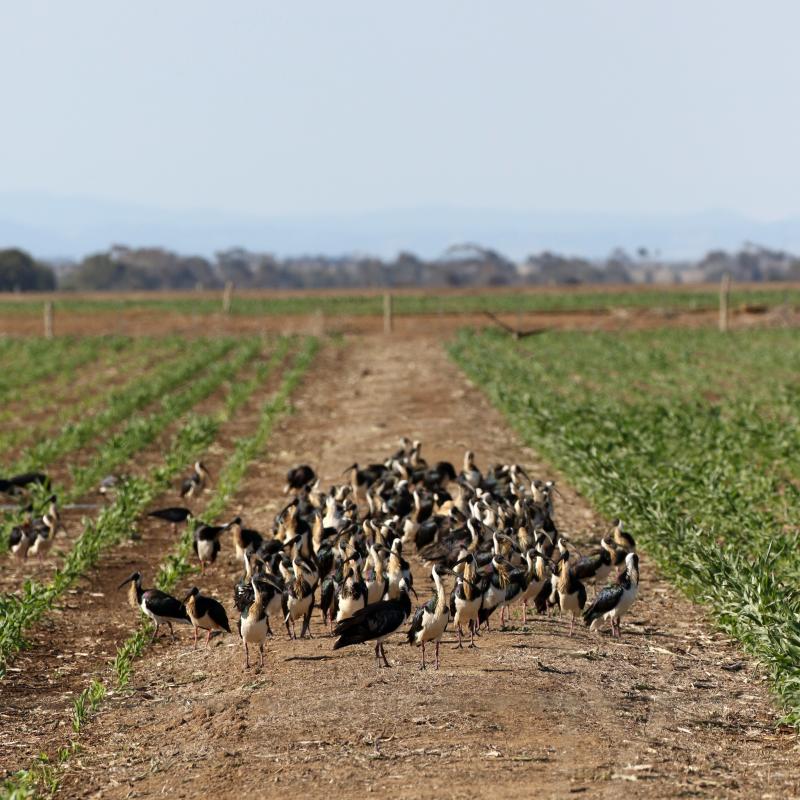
[124,438,641,670]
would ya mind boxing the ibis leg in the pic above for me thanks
[420,641,426,670]
[206,629,212,646]
[380,643,391,668]
[193,627,198,649]
[435,640,440,670]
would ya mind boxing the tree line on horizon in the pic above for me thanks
[2,242,800,292]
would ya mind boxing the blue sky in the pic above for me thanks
[2,2,800,256]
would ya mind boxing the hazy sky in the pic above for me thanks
[3,1,800,220]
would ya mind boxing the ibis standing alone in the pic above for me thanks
[148,506,193,534]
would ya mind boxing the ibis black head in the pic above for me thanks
[117,571,141,590]
[611,517,621,527]
[230,516,242,526]
[48,494,57,504]
[183,586,200,602]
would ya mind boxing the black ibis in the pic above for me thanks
[180,461,211,499]
[450,553,482,647]
[365,544,389,604]
[0,471,50,496]
[460,450,482,488]
[552,550,587,636]
[193,520,234,573]
[228,517,264,562]
[333,578,413,668]
[118,572,190,641]
[584,552,640,637]
[282,558,317,639]
[386,539,414,600]
[407,564,451,670]
[148,506,192,534]
[335,559,368,623]
[283,464,316,494]
[518,549,552,623]
[183,587,231,647]
[238,574,270,668]
[9,515,35,559]
[570,541,613,595]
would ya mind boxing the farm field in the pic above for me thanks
[451,328,800,725]
[0,326,798,800]
[2,282,800,337]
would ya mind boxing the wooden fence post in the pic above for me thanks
[43,301,54,339]
[383,292,393,334]
[719,273,731,332]
[222,281,234,314]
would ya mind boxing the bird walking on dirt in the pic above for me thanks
[148,506,193,534]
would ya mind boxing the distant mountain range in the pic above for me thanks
[3,193,800,262]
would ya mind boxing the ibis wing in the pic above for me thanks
[406,606,425,644]
[145,590,190,622]
[583,585,623,624]
[203,597,231,633]
[333,600,406,647]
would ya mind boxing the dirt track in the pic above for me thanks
[0,335,775,799]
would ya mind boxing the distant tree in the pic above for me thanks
[61,252,157,291]
[216,248,255,288]
[0,248,56,291]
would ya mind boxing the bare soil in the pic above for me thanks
[2,334,788,799]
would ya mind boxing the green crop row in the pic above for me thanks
[0,338,269,672]
[0,337,128,401]
[450,327,800,726]
[0,337,240,554]
[0,336,315,800]
[0,337,184,461]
